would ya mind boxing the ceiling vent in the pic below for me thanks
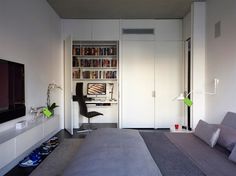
[122,28,155,35]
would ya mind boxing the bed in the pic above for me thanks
[64,112,236,176]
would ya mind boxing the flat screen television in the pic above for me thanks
[0,59,26,124]
[87,83,106,98]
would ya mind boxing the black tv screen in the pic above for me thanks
[0,59,25,124]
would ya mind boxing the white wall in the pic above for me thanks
[183,12,191,41]
[0,0,63,131]
[205,0,236,123]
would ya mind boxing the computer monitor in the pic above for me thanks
[87,83,106,98]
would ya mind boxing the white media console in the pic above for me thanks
[0,115,60,175]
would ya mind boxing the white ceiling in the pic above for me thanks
[47,0,197,19]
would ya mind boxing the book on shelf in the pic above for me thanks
[92,59,99,67]
[82,71,90,79]
[73,56,79,67]
[111,59,117,67]
[102,59,110,67]
[103,71,117,79]
[73,69,80,79]
[81,71,102,79]
[72,47,80,55]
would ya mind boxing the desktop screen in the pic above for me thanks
[87,83,106,96]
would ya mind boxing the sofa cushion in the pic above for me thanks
[216,124,236,151]
[221,112,236,130]
[194,120,220,148]
[229,145,236,163]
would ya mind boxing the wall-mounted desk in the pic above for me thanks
[85,100,118,107]
[72,99,118,128]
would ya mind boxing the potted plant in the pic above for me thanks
[43,83,62,118]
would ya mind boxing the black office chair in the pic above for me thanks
[75,82,103,131]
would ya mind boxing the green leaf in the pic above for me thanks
[48,102,59,111]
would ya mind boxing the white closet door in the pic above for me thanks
[64,36,73,135]
[155,41,183,128]
[121,41,155,128]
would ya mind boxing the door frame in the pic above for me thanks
[184,38,192,130]
[64,36,73,135]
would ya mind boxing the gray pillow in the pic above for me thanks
[221,112,236,130]
[216,124,236,151]
[194,120,221,148]
[229,145,236,163]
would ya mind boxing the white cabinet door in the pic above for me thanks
[44,115,60,137]
[0,139,15,169]
[64,36,73,135]
[155,20,182,41]
[62,20,92,40]
[155,41,184,128]
[121,41,155,128]
[15,124,44,157]
[92,20,120,40]
[62,20,119,41]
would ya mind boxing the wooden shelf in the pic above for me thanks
[73,79,117,81]
[0,115,59,145]
[73,55,117,58]
[170,126,192,133]
[73,67,117,69]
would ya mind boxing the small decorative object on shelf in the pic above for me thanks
[29,106,45,121]
[174,124,179,130]
[45,83,62,118]
[43,108,52,118]
[16,120,28,130]
[170,125,192,133]
[108,83,116,101]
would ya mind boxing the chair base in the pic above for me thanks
[77,123,97,133]
[76,129,92,133]
[84,123,97,130]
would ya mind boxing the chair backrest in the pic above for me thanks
[76,82,88,116]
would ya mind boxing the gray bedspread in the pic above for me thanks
[63,128,162,176]
[165,133,236,176]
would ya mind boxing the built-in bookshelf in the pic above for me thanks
[72,41,118,81]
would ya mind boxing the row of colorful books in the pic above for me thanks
[73,58,117,68]
[72,46,116,56]
[73,70,117,79]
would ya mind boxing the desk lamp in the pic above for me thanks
[175,78,219,105]
[174,78,219,130]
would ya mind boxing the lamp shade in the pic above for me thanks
[176,93,185,101]
[184,98,193,106]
